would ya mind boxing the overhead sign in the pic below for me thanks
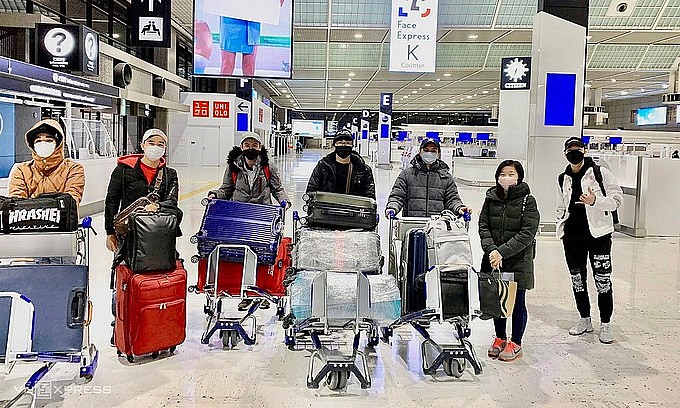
[36,24,100,76]
[378,93,392,167]
[500,57,532,91]
[359,110,370,157]
[130,0,171,48]
[389,0,438,73]
[0,76,112,107]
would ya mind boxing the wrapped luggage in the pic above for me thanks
[295,229,382,274]
[289,271,400,325]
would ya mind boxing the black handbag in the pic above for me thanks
[478,270,517,320]
[124,211,177,273]
[0,193,78,234]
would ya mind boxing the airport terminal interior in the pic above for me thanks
[0,0,679,407]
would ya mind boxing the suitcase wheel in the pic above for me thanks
[221,330,240,348]
[126,355,134,363]
[190,255,200,264]
[326,370,349,391]
[151,352,159,359]
[188,285,197,294]
[442,358,465,378]
[116,350,122,357]
[367,337,379,348]
[190,235,198,244]
[169,346,177,354]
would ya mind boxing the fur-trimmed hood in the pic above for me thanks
[227,146,270,173]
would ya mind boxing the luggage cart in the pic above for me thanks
[382,213,483,378]
[0,219,99,408]
[200,245,282,348]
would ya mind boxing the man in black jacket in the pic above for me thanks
[306,130,376,199]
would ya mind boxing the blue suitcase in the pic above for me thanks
[192,199,283,265]
[402,229,428,315]
[0,263,88,354]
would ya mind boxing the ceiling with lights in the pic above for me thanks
[173,0,680,111]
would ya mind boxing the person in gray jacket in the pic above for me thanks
[385,138,471,218]
[208,132,290,206]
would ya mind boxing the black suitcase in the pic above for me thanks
[403,229,428,314]
[303,191,378,230]
[0,263,88,354]
[0,193,78,234]
[125,212,178,272]
[440,269,469,319]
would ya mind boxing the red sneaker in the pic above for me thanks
[487,337,506,358]
[498,341,523,362]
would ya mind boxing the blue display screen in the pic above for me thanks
[476,133,491,141]
[396,131,408,141]
[582,136,591,144]
[609,137,622,145]
[545,73,576,127]
[457,132,473,143]
[237,113,249,131]
[380,124,390,139]
[361,129,368,140]
[636,107,667,126]
[425,131,440,140]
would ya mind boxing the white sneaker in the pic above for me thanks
[569,317,594,336]
[599,323,614,344]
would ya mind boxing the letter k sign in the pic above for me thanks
[408,44,419,60]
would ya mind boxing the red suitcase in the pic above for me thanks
[115,260,187,363]
[193,237,292,297]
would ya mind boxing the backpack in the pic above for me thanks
[558,165,619,225]
[231,165,271,186]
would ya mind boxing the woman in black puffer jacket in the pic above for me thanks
[478,160,540,363]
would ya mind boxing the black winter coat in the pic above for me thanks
[386,155,464,217]
[478,182,540,290]
[306,152,376,199]
[104,155,182,236]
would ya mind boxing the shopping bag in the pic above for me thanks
[478,270,517,320]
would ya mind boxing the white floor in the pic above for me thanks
[2,149,679,408]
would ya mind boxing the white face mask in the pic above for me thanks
[144,145,165,161]
[498,176,518,191]
[421,152,438,164]
[34,141,56,158]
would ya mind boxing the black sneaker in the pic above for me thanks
[237,299,252,311]
[260,300,271,310]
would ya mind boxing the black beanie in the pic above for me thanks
[333,129,353,145]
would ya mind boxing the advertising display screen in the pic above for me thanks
[193,0,293,79]
[609,137,623,145]
[457,132,473,143]
[544,73,576,127]
[476,132,491,141]
[292,120,324,138]
[636,106,667,126]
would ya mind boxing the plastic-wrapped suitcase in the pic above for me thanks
[403,229,428,314]
[303,192,378,230]
[295,229,382,274]
[114,260,186,362]
[193,199,283,265]
[0,264,88,353]
[194,237,292,297]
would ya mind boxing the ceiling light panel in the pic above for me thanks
[589,0,666,29]
[293,42,328,69]
[331,0,391,27]
[329,43,382,68]
[294,0,329,26]
[588,44,647,69]
[495,0,539,28]
[438,0,495,26]
[484,43,533,69]
[657,1,680,28]
[437,43,488,69]
[638,45,680,70]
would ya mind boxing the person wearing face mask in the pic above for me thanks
[385,138,470,218]
[208,132,289,206]
[9,119,85,205]
[104,128,181,253]
[306,129,376,199]
[556,137,622,344]
[478,160,539,362]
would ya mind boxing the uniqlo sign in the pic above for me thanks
[192,100,209,117]
[213,101,230,118]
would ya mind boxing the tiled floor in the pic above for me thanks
[1,149,678,407]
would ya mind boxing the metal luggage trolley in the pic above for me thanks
[382,213,483,379]
[200,244,281,348]
[0,218,98,408]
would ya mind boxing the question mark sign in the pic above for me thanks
[52,32,66,53]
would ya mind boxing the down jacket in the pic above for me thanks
[9,119,85,205]
[478,182,540,290]
[306,152,376,199]
[386,155,464,217]
[104,154,181,236]
[210,147,289,205]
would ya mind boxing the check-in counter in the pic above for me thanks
[450,157,499,187]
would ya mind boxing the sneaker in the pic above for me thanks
[599,322,614,344]
[259,300,271,310]
[487,338,506,358]
[569,317,594,336]
[237,299,252,311]
[498,341,523,362]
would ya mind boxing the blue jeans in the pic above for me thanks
[493,289,527,345]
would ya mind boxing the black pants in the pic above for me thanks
[494,288,527,345]
[562,234,613,323]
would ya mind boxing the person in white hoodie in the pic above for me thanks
[556,137,623,344]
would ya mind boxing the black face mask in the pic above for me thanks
[566,150,584,165]
[335,146,352,159]
[243,148,260,160]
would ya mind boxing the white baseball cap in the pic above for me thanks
[240,131,263,146]
[142,128,168,145]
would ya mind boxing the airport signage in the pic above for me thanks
[36,24,99,76]
[389,0,438,73]
[130,0,172,48]
[500,57,532,91]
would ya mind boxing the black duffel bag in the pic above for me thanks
[124,211,178,273]
[0,193,78,234]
